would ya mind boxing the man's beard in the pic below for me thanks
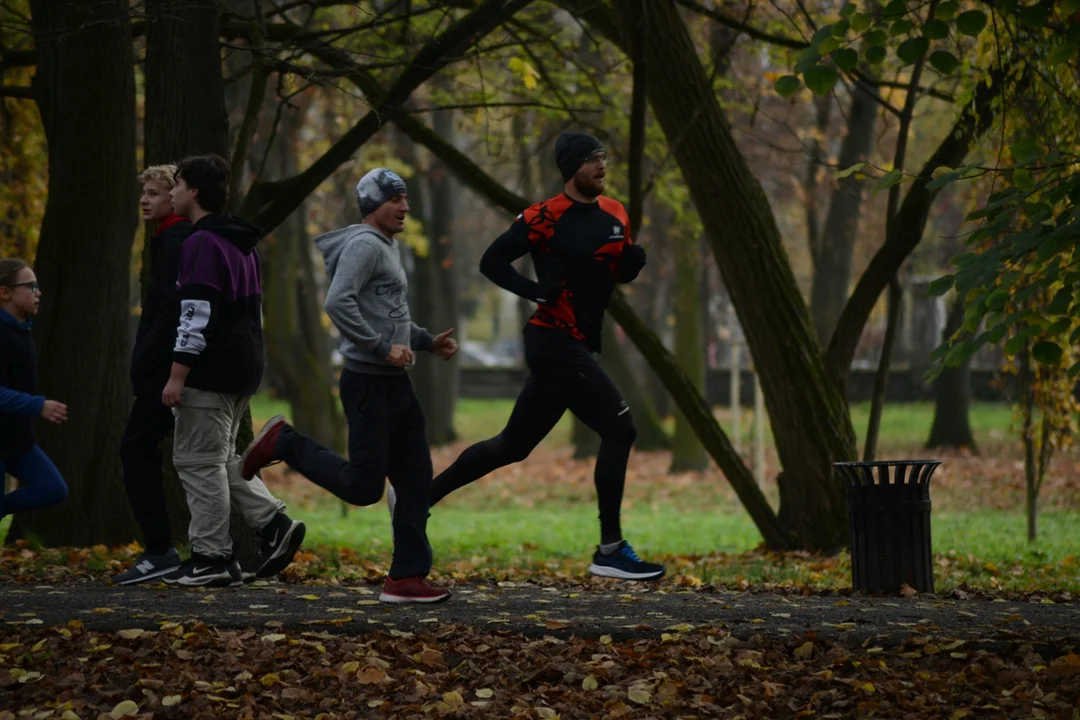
[572,172,603,198]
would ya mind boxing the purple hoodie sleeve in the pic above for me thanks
[173,232,224,366]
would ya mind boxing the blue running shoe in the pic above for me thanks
[588,541,665,580]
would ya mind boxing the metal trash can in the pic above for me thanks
[833,460,940,594]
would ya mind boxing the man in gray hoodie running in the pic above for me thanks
[240,168,457,604]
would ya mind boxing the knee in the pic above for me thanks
[340,467,387,507]
[46,479,68,505]
[603,414,637,449]
[483,434,528,464]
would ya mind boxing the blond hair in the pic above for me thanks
[138,164,178,189]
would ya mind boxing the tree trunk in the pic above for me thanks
[142,0,264,568]
[671,231,706,472]
[618,0,856,548]
[262,104,346,457]
[863,275,903,461]
[925,296,977,451]
[9,0,138,546]
[809,83,879,347]
[602,320,669,451]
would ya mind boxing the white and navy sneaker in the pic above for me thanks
[111,548,183,586]
[256,513,306,578]
[588,541,666,581]
[162,553,237,587]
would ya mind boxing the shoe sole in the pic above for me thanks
[240,415,286,480]
[111,564,181,586]
[256,521,306,578]
[163,573,236,587]
[587,563,666,581]
[378,591,452,604]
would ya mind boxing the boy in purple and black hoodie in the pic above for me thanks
[159,154,304,587]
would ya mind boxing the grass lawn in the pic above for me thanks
[243,394,1080,593]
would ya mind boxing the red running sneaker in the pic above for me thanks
[379,576,452,604]
[241,415,287,480]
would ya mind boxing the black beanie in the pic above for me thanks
[555,132,604,181]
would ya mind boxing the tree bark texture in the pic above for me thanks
[11,0,139,546]
[925,296,977,451]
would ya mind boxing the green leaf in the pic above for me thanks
[777,74,803,97]
[812,25,836,48]
[891,19,915,36]
[851,12,872,33]
[1048,318,1072,335]
[1011,137,1041,165]
[1048,288,1074,315]
[864,46,887,64]
[926,170,960,190]
[818,36,842,55]
[873,169,904,195]
[945,341,973,367]
[928,50,960,74]
[864,29,888,46]
[1049,44,1077,66]
[928,275,955,296]
[1019,5,1049,28]
[831,48,859,72]
[840,3,858,17]
[835,162,866,179]
[1032,341,1064,365]
[956,10,988,37]
[897,37,929,64]
[987,289,1010,311]
[795,47,821,74]
[804,65,839,95]
[922,19,949,39]
[1004,335,1027,356]
[1070,325,1080,345]
[1063,0,1080,13]
[987,323,1007,344]
[774,75,803,98]
[832,19,851,36]
[934,1,959,20]
[883,0,907,18]
[1069,361,1080,379]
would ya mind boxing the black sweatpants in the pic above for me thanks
[119,394,176,556]
[275,369,433,580]
[431,324,636,545]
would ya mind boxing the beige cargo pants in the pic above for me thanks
[172,388,285,559]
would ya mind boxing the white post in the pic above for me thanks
[728,300,741,454]
[754,369,766,486]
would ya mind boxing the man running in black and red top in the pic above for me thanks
[429,132,665,581]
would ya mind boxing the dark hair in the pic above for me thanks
[175,154,230,213]
[0,258,30,287]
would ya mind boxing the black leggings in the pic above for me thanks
[431,326,636,545]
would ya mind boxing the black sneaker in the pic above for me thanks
[111,548,182,585]
[256,513,306,578]
[162,553,236,587]
[588,541,666,581]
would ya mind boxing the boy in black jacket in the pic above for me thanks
[156,155,305,588]
[113,165,193,584]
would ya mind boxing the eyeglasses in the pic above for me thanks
[8,281,39,292]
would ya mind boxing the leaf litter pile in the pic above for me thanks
[3,616,1079,718]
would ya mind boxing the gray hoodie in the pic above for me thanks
[315,223,432,374]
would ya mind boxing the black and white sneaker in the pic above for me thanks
[588,541,666,581]
[162,553,237,587]
[111,548,182,585]
[256,513,306,578]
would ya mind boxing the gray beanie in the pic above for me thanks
[355,168,408,217]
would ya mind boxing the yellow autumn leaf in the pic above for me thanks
[476,688,494,699]
[260,673,282,687]
[299,594,320,601]
[600,635,612,645]
[535,709,557,719]
[582,675,599,691]
[0,643,20,652]
[857,682,876,694]
[61,711,81,720]
[666,623,694,632]
[261,633,287,643]
[794,641,814,659]
[443,691,464,708]
[110,700,140,718]
[31,639,46,652]
[117,629,145,640]
[628,686,652,705]
[162,696,182,707]
[234,670,253,682]
[341,661,360,673]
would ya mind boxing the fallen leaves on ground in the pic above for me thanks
[4,540,1079,597]
[1,618,1078,718]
